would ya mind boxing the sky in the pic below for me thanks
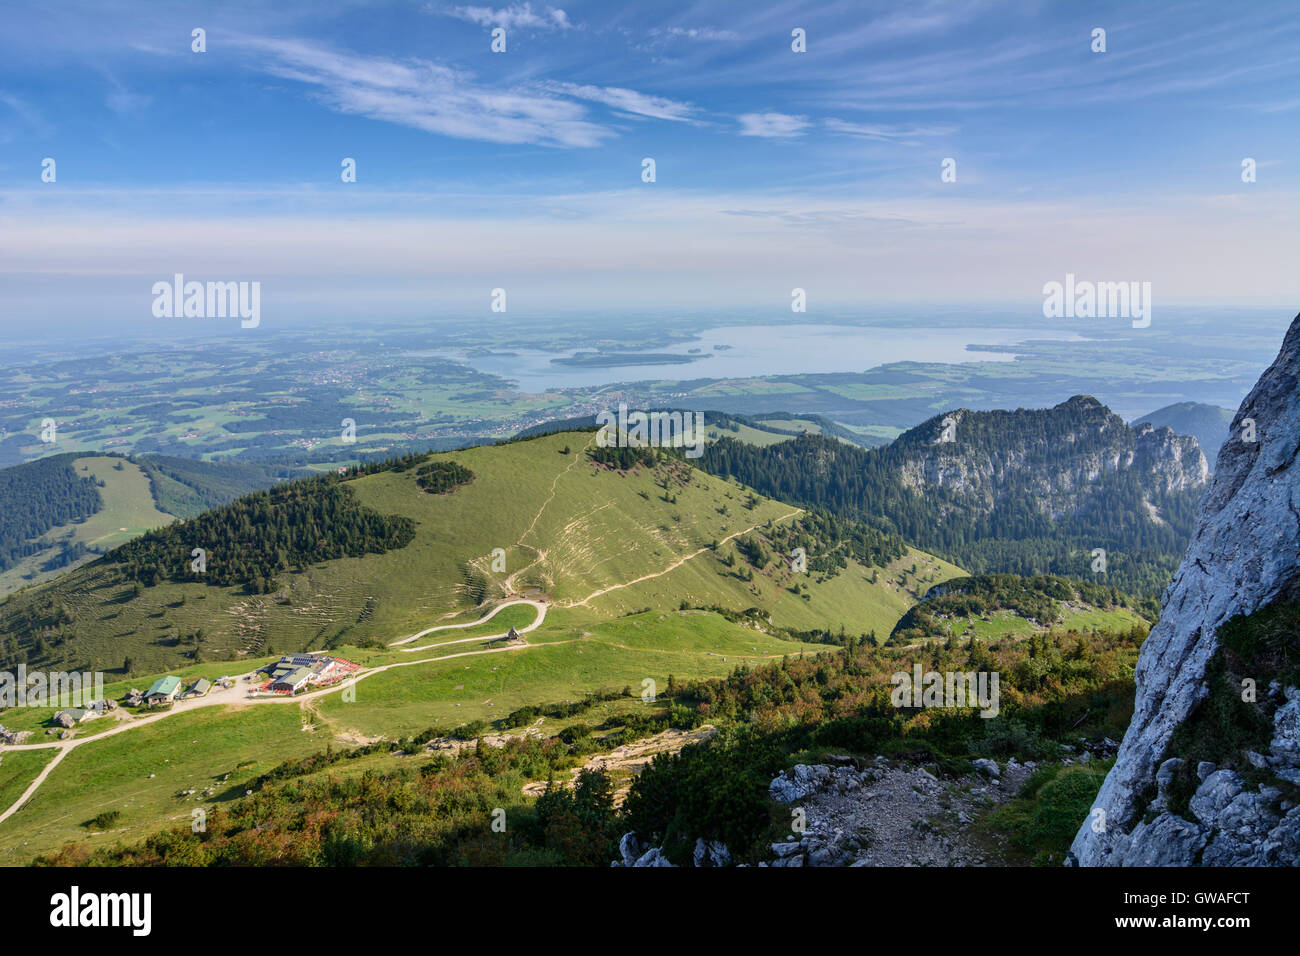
[0,0,1297,335]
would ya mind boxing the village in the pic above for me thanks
[0,652,360,743]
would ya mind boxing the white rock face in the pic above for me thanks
[769,763,832,803]
[632,847,674,867]
[1071,312,1300,866]
[692,838,730,867]
[897,397,1207,517]
[618,831,641,867]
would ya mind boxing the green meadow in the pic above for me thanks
[0,429,967,862]
[931,607,1145,641]
[317,608,830,739]
[0,606,834,861]
[0,749,56,816]
[0,704,319,864]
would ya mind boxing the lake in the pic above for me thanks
[421,323,1087,394]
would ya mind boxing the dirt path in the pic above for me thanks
[0,748,69,826]
[564,507,802,608]
[504,435,595,593]
[394,599,546,653]
[388,598,546,647]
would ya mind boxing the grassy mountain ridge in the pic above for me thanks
[0,431,964,862]
[0,431,961,674]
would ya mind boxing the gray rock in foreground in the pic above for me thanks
[1071,311,1300,867]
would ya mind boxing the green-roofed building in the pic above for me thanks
[187,678,212,698]
[145,675,182,704]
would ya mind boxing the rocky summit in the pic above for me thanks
[1071,311,1300,866]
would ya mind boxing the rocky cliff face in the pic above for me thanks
[1071,311,1300,866]
[897,396,1208,516]
[700,396,1210,594]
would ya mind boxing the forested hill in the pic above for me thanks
[132,455,302,518]
[0,453,102,572]
[108,474,417,594]
[700,396,1209,596]
[0,452,304,592]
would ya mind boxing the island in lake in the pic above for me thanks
[551,351,711,368]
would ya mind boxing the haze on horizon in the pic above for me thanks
[0,0,1297,336]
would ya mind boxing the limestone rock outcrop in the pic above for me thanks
[1071,311,1300,866]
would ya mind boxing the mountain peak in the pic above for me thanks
[1058,394,1105,410]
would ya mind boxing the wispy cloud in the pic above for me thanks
[1246,97,1300,114]
[651,26,739,42]
[545,82,699,122]
[231,33,708,146]
[824,118,956,144]
[437,3,572,31]
[737,112,809,138]
[235,35,608,147]
[104,74,152,114]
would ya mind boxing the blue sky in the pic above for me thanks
[0,0,1297,332]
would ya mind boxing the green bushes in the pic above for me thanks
[40,740,588,867]
[85,809,122,830]
[970,718,1056,762]
[623,729,786,863]
[985,763,1110,865]
[533,769,619,866]
[812,715,902,753]
[108,478,415,593]
[414,460,474,495]
[497,687,627,730]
